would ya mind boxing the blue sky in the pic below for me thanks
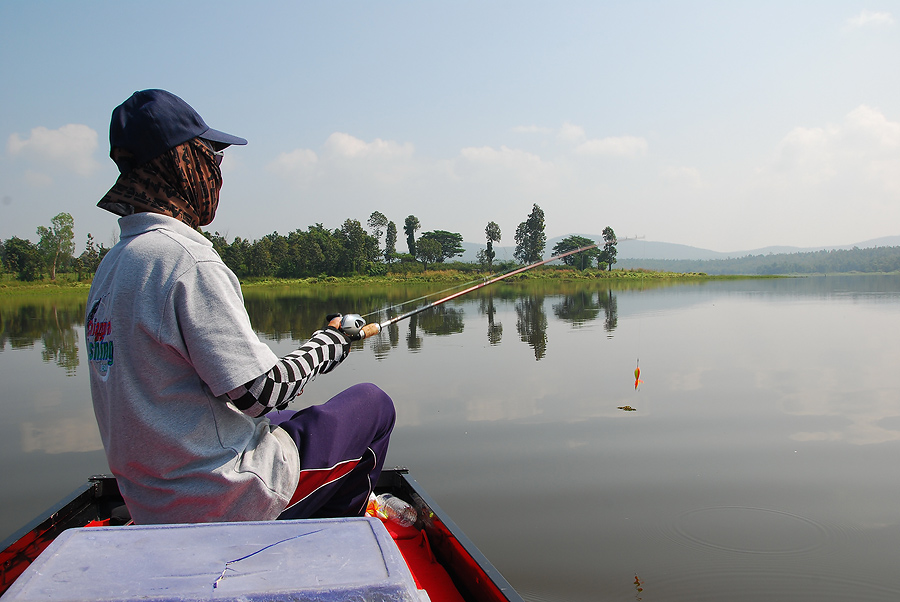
[2,1,898,254]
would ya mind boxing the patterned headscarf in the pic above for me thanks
[98,138,223,228]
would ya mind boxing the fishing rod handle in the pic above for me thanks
[358,322,381,339]
[338,314,381,340]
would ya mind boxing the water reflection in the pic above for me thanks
[4,276,900,602]
[406,313,423,352]
[552,289,600,325]
[0,295,85,376]
[479,295,503,345]
[0,283,636,376]
[551,288,619,338]
[515,294,548,359]
[3,277,897,380]
[420,305,465,336]
[601,289,618,334]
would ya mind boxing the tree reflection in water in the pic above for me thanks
[41,308,80,376]
[599,289,618,336]
[552,289,601,325]
[479,294,503,346]
[406,312,423,352]
[551,288,618,339]
[515,294,548,360]
[0,296,84,376]
[1,283,625,373]
[419,305,464,336]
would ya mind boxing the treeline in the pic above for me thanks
[2,205,568,282]
[1,213,106,282]
[203,219,467,279]
[0,214,467,282]
[617,246,900,275]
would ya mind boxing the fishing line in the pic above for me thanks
[360,277,490,321]
[634,236,646,391]
[342,244,599,340]
[361,243,555,322]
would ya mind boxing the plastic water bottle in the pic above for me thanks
[375,493,417,527]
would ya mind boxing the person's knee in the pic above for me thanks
[356,382,395,426]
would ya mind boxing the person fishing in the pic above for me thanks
[85,89,395,525]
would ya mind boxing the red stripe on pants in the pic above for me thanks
[285,457,362,509]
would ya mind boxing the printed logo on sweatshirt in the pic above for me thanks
[86,297,114,379]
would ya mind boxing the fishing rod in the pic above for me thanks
[338,243,599,340]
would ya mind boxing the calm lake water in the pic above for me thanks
[3,275,900,601]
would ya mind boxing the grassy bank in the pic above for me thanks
[237,267,737,288]
[0,274,92,296]
[0,267,774,296]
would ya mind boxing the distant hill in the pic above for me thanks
[459,234,900,263]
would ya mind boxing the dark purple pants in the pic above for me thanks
[269,383,395,520]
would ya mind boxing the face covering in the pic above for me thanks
[98,138,223,228]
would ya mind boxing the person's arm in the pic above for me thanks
[226,327,351,417]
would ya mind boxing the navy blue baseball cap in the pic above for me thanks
[109,89,247,172]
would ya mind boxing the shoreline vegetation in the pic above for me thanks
[0,268,786,297]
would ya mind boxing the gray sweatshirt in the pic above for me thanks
[86,213,299,524]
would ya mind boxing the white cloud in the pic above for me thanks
[456,144,564,193]
[21,417,103,454]
[575,135,648,157]
[764,105,900,191]
[847,10,894,28]
[459,144,544,169]
[557,121,586,144]
[768,124,838,184]
[268,148,319,183]
[321,132,414,160]
[661,165,705,188]
[742,105,900,247]
[511,125,553,135]
[23,170,54,188]
[843,104,900,148]
[7,124,101,176]
[267,133,417,189]
[457,144,562,187]
[512,122,649,160]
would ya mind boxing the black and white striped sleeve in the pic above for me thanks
[225,328,351,418]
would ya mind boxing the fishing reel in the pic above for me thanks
[330,313,381,340]
[339,314,366,338]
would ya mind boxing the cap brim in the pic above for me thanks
[200,127,247,147]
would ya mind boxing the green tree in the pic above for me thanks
[419,230,464,263]
[476,248,489,269]
[416,237,442,270]
[367,211,389,250]
[206,230,229,257]
[225,237,251,277]
[36,212,75,280]
[265,232,291,277]
[305,224,343,275]
[552,235,598,270]
[384,221,398,263]
[403,215,420,256]
[337,219,373,274]
[281,230,307,278]
[73,233,103,279]
[514,204,546,264]
[82,233,102,271]
[246,236,275,277]
[484,221,501,270]
[3,236,42,281]
[598,226,617,271]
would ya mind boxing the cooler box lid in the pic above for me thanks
[1,517,420,602]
